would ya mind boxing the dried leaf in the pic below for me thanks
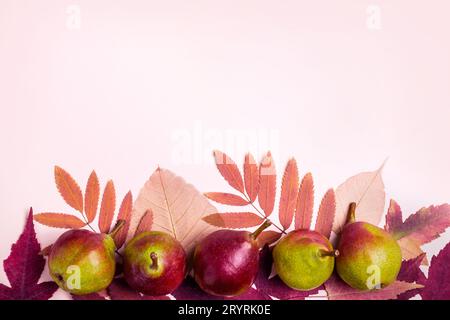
[421,242,450,300]
[34,213,85,229]
[334,164,386,233]
[203,212,264,229]
[396,254,427,300]
[98,180,116,233]
[397,237,428,264]
[325,274,423,300]
[128,168,217,253]
[258,152,276,217]
[244,153,259,202]
[278,158,299,230]
[213,150,244,193]
[112,191,133,249]
[384,199,403,233]
[135,209,153,236]
[108,278,169,300]
[0,209,58,300]
[315,189,336,239]
[295,173,314,229]
[84,170,100,223]
[256,231,282,248]
[54,166,83,213]
[204,192,249,206]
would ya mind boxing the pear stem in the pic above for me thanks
[251,220,272,240]
[319,249,340,258]
[150,252,158,269]
[109,219,126,238]
[347,202,357,224]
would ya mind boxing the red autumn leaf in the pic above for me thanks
[295,173,314,229]
[112,191,133,249]
[98,180,116,233]
[0,209,58,300]
[203,212,265,229]
[71,292,106,300]
[213,150,244,193]
[108,278,169,300]
[135,209,154,236]
[384,199,404,233]
[34,213,86,229]
[54,166,83,213]
[204,192,249,206]
[254,245,320,300]
[256,231,282,248]
[396,254,427,300]
[258,152,276,217]
[244,153,259,202]
[315,189,336,239]
[84,170,100,223]
[324,274,422,300]
[421,242,450,300]
[278,158,299,230]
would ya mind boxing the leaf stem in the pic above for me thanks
[242,193,286,235]
[80,212,97,233]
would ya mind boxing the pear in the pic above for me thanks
[273,229,337,290]
[123,231,186,296]
[48,229,116,295]
[193,221,271,297]
[336,202,402,290]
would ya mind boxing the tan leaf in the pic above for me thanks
[54,166,83,213]
[333,163,386,233]
[203,212,264,228]
[128,168,217,253]
[256,231,282,248]
[315,189,336,239]
[34,213,85,229]
[258,152,276,217]
[398,237,429,265]
[112,191,133,249]
[84,170,100,223]
[213,150,244,193]
[204,192,249,206]
[295,173,314,229]
[135,209,154,236]
[244,153,259,202]
[98,180,116,233]
[278,158,299,230]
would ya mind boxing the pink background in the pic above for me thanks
[1,1,449,298]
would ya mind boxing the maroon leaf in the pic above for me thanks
[244,153,259,202]
[396,254,427,300]
[213,150,245,193]
[384,199,404,233]
[108,278,169,300]
[204,192,249,206]
[421,242,450,300]
[72,292,106,300]
[1,208,58,300]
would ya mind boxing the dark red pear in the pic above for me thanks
[193,221,270,297]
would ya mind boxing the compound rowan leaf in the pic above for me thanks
[34,213,85,229]
[128,168,217,253]
[84,170,100,223]
[213,150,244,193]
[295,173,314,229]
[204,192,249,206]
[315,189,336,239]
[54,166,83,213]
[258,152,276,217]
[112,191,133,249]
[421,242,450,300]
[244,153,259,202]
[0,209,58,300]
[98,180,116,233]
[203,212,264,229]
[278,158,299,230]
[134,209,154,236]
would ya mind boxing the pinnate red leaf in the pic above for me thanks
[1,209,58,300]
[258,152,276,217]
[213,150,244,193]
[278,158,299,230]
[295,173,314,229]
[421,242,450,300]
[54,166,83,212]
[98,180,116,233]
[112,191,133,249]
[244,153,259,202]
[84,170,100,223]
[204,192,248,206]
[34,213,86,229]
[203,212,264,228]
[315,189,336,239]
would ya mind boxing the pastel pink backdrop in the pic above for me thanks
[1,1,449,298]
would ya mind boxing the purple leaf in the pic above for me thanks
[421,242,450,300]
[396,254,427,300]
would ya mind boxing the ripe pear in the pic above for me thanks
[193,221,271,297]
[48,229,116,295]
[336,203,402,290]
[273,229,337,290]
[123,231,186,296]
